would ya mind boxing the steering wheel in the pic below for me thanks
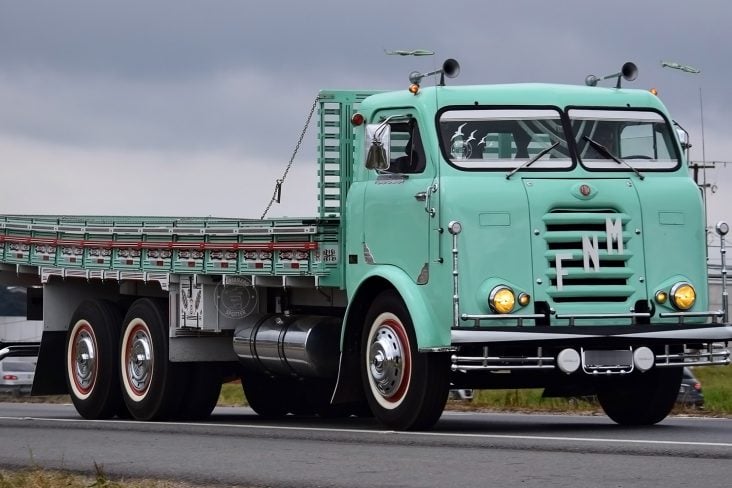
[623,154,653,160]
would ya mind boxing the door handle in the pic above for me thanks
[414,192,427,202]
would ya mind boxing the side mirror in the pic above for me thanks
[676,126,691,150]
[365,123,391,170]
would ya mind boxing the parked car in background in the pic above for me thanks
[676,367,704,408]
[449,389,474,401]
[0,359,35,396]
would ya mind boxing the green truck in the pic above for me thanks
[1,60,729,430]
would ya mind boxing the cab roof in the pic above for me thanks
[359,83,668,116]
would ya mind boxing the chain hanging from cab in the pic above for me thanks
[260,95,320,219]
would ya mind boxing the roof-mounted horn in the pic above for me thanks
[585,62,638,88]
[409,58,461,88]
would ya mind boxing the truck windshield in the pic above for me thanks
[438,109,571,170]
[569,109,679,170]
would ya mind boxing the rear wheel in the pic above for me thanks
[119,298,185,421]
[176,363,223,421]
[65,300,124,419]
[361,290,449,430]
[241,373,290,418]
[242,374,349,418]
[597,367,683,425]
[300,379,350,418]
[287,380,316,416]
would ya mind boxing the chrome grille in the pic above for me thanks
[542,209,634,303]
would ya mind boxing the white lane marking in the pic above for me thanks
[442,410,731,421]
[1,415,731,449]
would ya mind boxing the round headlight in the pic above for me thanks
[670,282,696,310]
[489,286,515,314]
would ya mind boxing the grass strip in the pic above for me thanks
[219,365,732,415]
[0,466,210,488]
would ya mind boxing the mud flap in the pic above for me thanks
[31,331,68,395]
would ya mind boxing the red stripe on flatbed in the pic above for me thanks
[0,235,318,252]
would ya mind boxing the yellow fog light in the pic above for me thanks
[670,282,696,310]
[489,286,515,314]
[518,293,531,307]
[654,290,668,304]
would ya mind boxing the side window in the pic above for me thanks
[387,121,426,174]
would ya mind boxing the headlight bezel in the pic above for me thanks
[489,285,516,314]
[669,281,696,311]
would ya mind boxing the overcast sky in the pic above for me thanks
[1,1,730,231]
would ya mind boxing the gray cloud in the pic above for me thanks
[0,0,730,217]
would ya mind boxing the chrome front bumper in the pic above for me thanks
[450,324,731,373]
[450,343,730,373]
[451,323,732,344]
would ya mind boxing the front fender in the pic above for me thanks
[332,265,450,405]
[346,265,450,349]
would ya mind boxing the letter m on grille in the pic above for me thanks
[606,217,623,254]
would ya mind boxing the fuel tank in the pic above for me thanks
[233,314,341,378]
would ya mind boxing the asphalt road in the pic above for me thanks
[0,402,730,488]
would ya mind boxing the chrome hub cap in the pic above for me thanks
[126,327,153,394]
[73,330,96,392]
[368,325,405,398]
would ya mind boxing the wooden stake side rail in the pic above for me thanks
[0,215,342,282]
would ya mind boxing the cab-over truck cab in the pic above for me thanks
[335,61,731,429]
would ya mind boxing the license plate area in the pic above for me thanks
[581,348,634,374]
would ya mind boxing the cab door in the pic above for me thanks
[363,117,436,283]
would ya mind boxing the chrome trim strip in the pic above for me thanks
[451,325,732,343]
[461,313,545,327]
[462,313,546,320]
[419,347,458,353]
[452,363,555,371]
[555,312,651,319]
[720,227,729,323]
[363,243,374,265]
[656,360,730,367]
[614,325,732,341]
[450,226,460,329]
[659,311,723,318]
[452,330,595,343]
[1,220,318,237]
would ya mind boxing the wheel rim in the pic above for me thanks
[68,320,98,399]
[121,319,154,401]
[366,313,412,410]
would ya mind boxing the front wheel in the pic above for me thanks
[597,367,683,425]
[361,290,449,430]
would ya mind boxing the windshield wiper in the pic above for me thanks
[506,142,560,180]
[583,136,644,180]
